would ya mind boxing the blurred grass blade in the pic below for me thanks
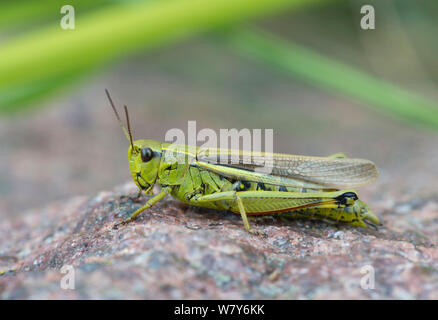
[0,0,329,114]
[225,27,438,129]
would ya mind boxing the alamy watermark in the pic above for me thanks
[60,5,75,30]
[60,264,75,290]
[60,4,375,31]
[165,121,274,174]
[360,5,375,30]
[360,264,375,290]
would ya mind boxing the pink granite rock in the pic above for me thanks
[1,181,437,299]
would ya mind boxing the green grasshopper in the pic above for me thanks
[106,90,380,235]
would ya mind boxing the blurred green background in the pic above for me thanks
[0,0,437,218]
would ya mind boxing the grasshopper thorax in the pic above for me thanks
[128,139,163,193]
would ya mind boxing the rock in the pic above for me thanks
[1,182,437,299]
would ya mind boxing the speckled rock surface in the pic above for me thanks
[1,182,437,299]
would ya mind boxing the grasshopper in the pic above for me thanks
[106,90,380,235]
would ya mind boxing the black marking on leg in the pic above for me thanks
[335,192,358,205]
[257,182,266,191]
[233,180,251,191]
[279,185,287,192]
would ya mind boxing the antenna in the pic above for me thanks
[105,89,135,152]
[124,105,135,152]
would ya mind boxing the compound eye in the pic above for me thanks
[141,147,153,162]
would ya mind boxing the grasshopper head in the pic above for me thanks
[129,139,162,193]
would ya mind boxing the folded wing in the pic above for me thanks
[195,148,378,189]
